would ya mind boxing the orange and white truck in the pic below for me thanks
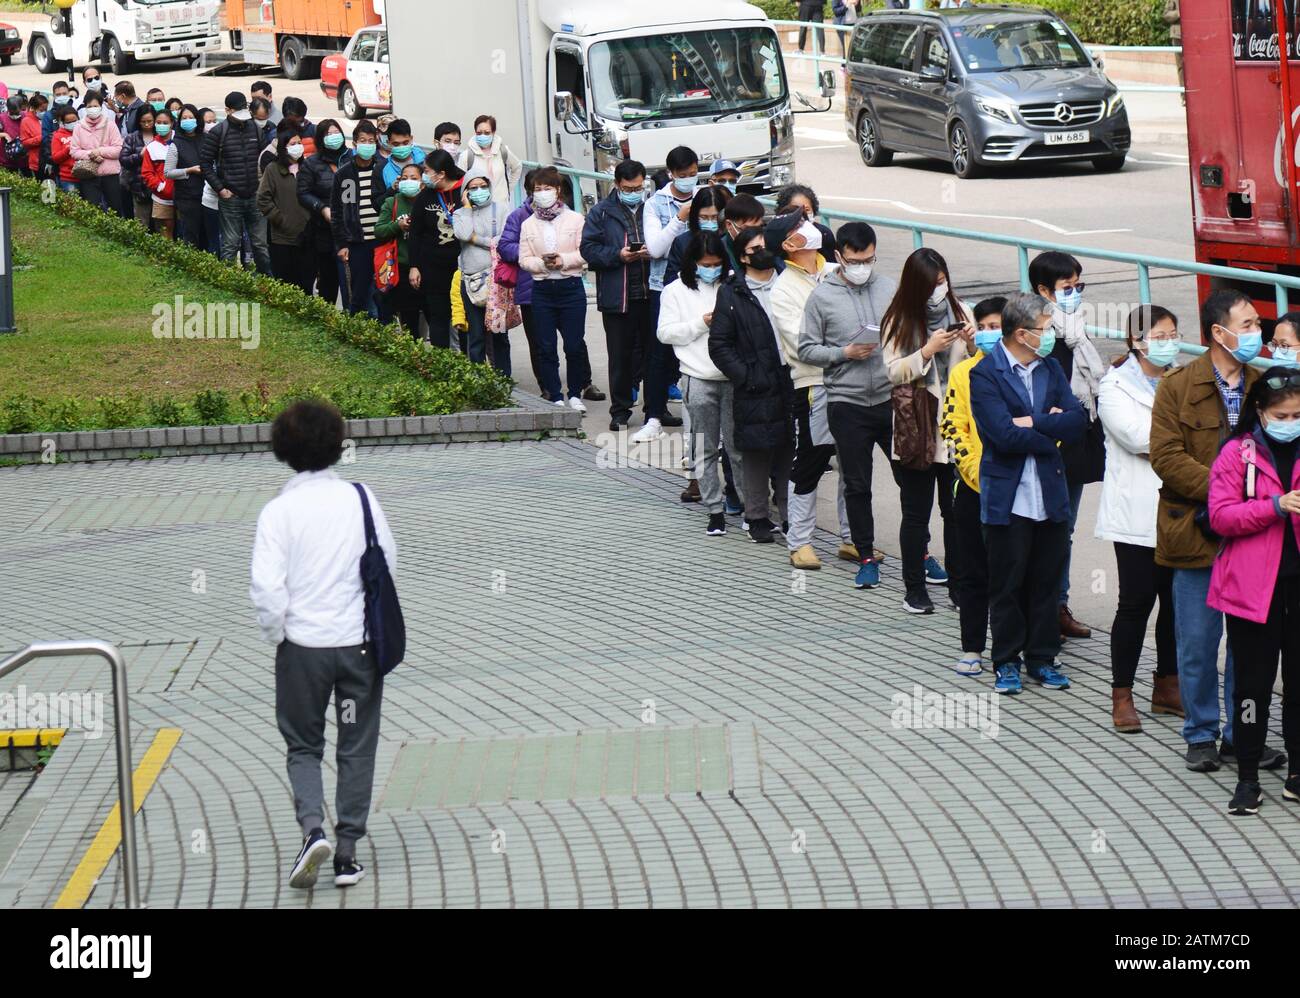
[225,0,384,80]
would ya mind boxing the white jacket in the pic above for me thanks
[770,255,832,389]
[1095,355,1162,547]
[657,277,724,381]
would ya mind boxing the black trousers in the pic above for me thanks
[603,299,658,425]
[1110,541,1177,688]
[312,245,341,308]
[790,388,837,496]
[952,480,989,655]
[984,515,1068,669]
[270,241,314,295]
[176,197,205,250]
[797,0,826,50]
[381,264,426,338]
[894,460,956,597]
[419,261,459,350]
[1226,576,1300,782]
[827,400,893,556]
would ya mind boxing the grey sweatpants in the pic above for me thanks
[275,639,384,857]
[682,374,741,515]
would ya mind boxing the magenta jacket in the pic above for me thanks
[1208,428,1300,623]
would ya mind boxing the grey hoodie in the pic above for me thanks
[451,166,505,275]
[797,269,899,408]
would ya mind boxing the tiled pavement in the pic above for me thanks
[1,440,1298,909]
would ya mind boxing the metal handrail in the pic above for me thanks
[0,640,138,909]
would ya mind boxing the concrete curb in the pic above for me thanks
[0,390,582,466]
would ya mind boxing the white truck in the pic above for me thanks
[28,0,222,76]
[385,0,833,205]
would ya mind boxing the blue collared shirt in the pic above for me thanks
[999,341,1048,522]
[1212,365,1244,429]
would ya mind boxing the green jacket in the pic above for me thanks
[375,192,417,266]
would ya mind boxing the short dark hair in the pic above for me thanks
[387,117,412,139]
[613,159,646,184]
[353,119,378,140]
[776,183,819,217]
[1201,289,1252,342]
[251,80,273,96]
[974,296,1009,325]
[665,145,698,173]
[723,193,764,225]
[680,231,730,291]
[1029,251,1083,295]
[53,80,70,93]
[835,221,877,253]
[424,148,464,182]
[29,93,48,110]
[271,401,345,473]
[473,113,497,132]
[434,121,460,141]
[147,87,165,99]
[532,165,565,192]
[250,97,272,116]
[282,96,307,118]
[1272,310,1300,342]
[58,104,79,122]
[113,81,132,98]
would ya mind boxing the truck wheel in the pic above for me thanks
[186,54,200,67]
[0,56,10,68]
[107,36,132,75]
[949,120,980,179]
[1092,154,1126,173]
[340,83,363,121]
[857,110,893,167]
[280,37,307,80]
[31,36,59,74]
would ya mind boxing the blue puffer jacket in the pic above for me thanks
[580,190,649,314]
[497,200,534,306]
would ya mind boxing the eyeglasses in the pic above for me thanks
[1265,371,1300,390]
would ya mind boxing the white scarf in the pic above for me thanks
[1054,305,1105,421]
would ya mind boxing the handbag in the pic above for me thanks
[892,381,938,471]
[464,267,492,307]
[352,482,405,676]
[373,198,400,293]
[72,157,99,181]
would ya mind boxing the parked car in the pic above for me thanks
[843,5,1131,178]
[321,25,391,121]
[0,23,20,66]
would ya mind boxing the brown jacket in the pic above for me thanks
[1150,350,1259,568]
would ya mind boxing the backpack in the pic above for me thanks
[352,483,405,675]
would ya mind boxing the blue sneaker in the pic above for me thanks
[1026,663,1071,690]
[667,382,683,402]
[924,555,949,585]
[854,559,880,589]
[994,664,1022,695]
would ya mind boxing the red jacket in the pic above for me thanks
[50,127,76,182]
[141,137,174,203]
[20,110,41,171]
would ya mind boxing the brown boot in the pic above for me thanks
[1112,688,1142,733]
[680,479,701,503]
[1059,604,1092,639]
[1150,672,1184,717]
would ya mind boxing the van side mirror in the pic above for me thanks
[553,91,575,121]
[920,64,946,82]
[819,70,836,97]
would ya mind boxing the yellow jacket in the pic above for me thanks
[942,352,984,493]
[451,269,468,332]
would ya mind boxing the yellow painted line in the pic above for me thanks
[1,728,66,747]
[54,727,183,909]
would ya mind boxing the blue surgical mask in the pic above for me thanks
[672,174,698,195]
[355,142,377,160]
[974,328,1001,354]
[699,219,719,232]
[1146,338,1181,368]
[1272,346,1299,368]
[468,187,491,206]
[696,264,722,284]
[398,178,422,197]
[1031,328,1056,359]
[475,133,492,148]
[54,95,71,106]
[323,132,345,150]
[1055,287,1082,314]
[723,182,738,195]
[1224,327,1262,364]
[1264,417,1300,444]
[180,118,198,133]
[389,143,412,159]
[154,122,171,137]
[619,189,644,206]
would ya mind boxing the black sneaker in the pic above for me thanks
[1185,741,1221,772]
[1283,775,1300,802]
[1228,781,1262,817]
[334,856,365,887]
[608,418,628,432]
[658,411,684,428]
[706,513,726,536]
[749,518,776,544]
[903,591,935,615]
[1220,741,1288,771]
[582,385,606,402]
[288,828,333,889]
[780,521,789,535]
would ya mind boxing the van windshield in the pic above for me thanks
[949,19,1091,73]
[589,27,787,122]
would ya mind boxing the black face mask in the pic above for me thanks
[745,249,776,272]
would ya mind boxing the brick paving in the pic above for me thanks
[0,440,1297,908]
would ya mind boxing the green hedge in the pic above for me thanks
[751,0,1171,47]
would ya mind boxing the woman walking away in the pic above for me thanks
[408,149,466,350]
[1098,305,1183,732]
[880,247,973,615]
[70,91,123,214]
[660,232,738,537]
[297,118,346,305]
[708,226,795,544]
[452,167,509,370]
[140,108,176,238]
[374,162,426,336]
[257,121,314,293]
[519,165,591,409]
[1208,368,1300,815]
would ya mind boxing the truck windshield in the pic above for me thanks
[588,27,786,122]
[949,19,1091,73]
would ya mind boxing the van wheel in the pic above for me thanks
[949,121,980,179]
[340,83,363,120]
[0,56,10,68]
[1093,154,1126,173]
[31,36,60,74]
[280,36,307,80]
[107,36,132,75]
[857,111,893,167]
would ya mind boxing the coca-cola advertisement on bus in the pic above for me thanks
[1234,0,1300,60]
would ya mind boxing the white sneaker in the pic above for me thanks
[630,418,663,443]
[553,399,566,407]
[567,396,587,413]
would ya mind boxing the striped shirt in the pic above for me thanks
[1213,366,1244,428]
[357,169,378,240]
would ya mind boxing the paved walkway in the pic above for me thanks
[0,440,1296,908]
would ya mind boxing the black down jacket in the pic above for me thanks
[199,116,266,199]
[708,273,794,452]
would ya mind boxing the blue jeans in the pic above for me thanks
[217,194,271,273]
[1059,480,1085,604]
[532,277,591,400]
[460,280,510,375]
[1172,566,1235,746]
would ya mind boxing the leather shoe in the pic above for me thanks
[1112,688,1141,733]
[1059,604,1091,639]
[1150,673,1184,717]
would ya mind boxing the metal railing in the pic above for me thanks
[0,639,139,909]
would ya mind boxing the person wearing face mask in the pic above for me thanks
[452,169,510,369]
[775,184,837,256]
[379,118,425,192]
[659,233,739,536]
[767,209,854,570]
[720,195,768,274]
[70,92,123,215]
[708,227,795,544]
[518,166,591,408]
[257,121,314,291]
[0,95,25,174]
[140,109,176,239]
[77,68,106,112]
[708,159,742,196]
[146,89,167,116]
[497,170,546,390]
[456,114,521,206]
[1208,367,1300,815]
[297,118,347,303]
[1268,310,1300,367]
[408,149,467,350]
[1096,305,1184,733]
[112,82,145,144]
[941,297,1008,677]
[799,222,897,586]
[20,93,46,178]
[664,186,732,291]
[166,104,208,249]
[119,104,157,229]
[329,120,389,315]
[1031,251,1106,641]
[1151,290,1286,775]
[41,82,73,175]
[258,97,316,174]
[373,162,428,335]
[49,105,82,193]
[434,121,462,160]
[969,293,1088,696]
[881,248,974,614]
[200,92,273,274]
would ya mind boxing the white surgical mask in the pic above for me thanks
[841,263,873,286]
[286,143,304,160]
[929,282,949,305]
[793,219,822,252]
[442,142,460,156]
[85,107,103,120]
[532,189,558,209]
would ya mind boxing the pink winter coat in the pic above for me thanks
[518,207,587,278]
[1207,429,1300,623]
[70,115,122,176]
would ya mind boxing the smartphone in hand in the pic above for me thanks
[628,241,645,253]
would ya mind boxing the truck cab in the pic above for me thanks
[28,0,222,76]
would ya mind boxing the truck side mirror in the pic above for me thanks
[553,91,575,121]
[819,70,836,97]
